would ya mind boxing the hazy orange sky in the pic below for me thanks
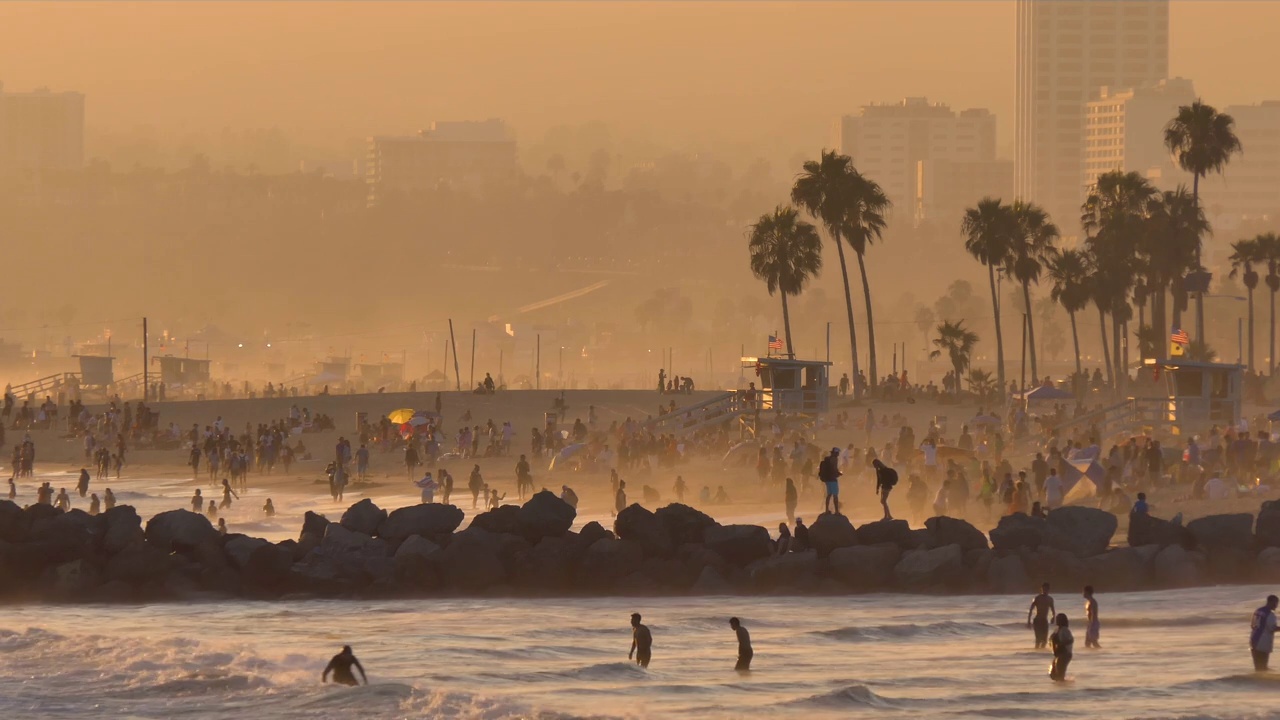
[3,1,1278,157]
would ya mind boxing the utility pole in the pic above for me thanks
[536,334,541,390]
[469,328,476,391]
[448,319,461,391]
[142,317,148,401]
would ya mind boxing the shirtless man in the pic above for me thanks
[1027,582,1056,649]
[322,645,368,686]
[628,613,653,668]
[730,617,753,672]
[1083,585,1101,648]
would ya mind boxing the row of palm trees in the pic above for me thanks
[1228,233,1280,373]
[748,100,1249,396]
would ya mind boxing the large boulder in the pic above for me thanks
[223,535,271,570]
[985,554,1031,593]
[827,543,901,590]
[1153,544,1207,587]
[1187,513,1254,552]
[100,505,143,554]
[1046,506,1117,557]
[517,491,576,540]
[0,499,30,542]
[1257,501,1280,547]
[577,521,614,548]
[654,503,719,546]
[300,511,330,541]
[320,522,374,555]
[893,544,964,590]
[691,565,733,594]
[469,505,522,535]
[704,525,773,566]
[925,516,989,552]
[807,513,859,557]
[614,504,673,557]
[340,499,387,536]
[749,550,819,589]
[436,527,506,591]
[576,537,645,589]
[990,513,1055,552]
[855,519,913,548]
[1083,546,1156,592]
[105,541,174,585]
[1127,513,1194,549]
[241,542,294,592]
[394,534,442,586]
[145,510,218,553]
[378,504,464,542]
[512,535,582,591]
[1255,547,1280,582]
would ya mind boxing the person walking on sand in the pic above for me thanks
[1083,586,1101,649]
[1251,594,1278,671]
[729,617,753,672]
[220,478,239,510]
[322,645,368,687]
[1049,614,1074,681]
[819,447,842,515]
[414,471,438,503]
[615,479,627,515]
[191,489,203,513]
[468,465,484,509]
[629,613,653,668]
[1028,583,1056,649]
[872,459,898,520]
[76,468,90,498]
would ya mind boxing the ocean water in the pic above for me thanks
[2,586,1278,719]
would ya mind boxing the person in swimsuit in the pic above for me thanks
[628,613,652,668]
[1049,614,1074,681]
[322,645,368,686]
[730,617,753,672]
[1083,585,1101,648]
[1027,582,1056,649]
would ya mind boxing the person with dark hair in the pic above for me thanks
[872,459,898,520]
[1083,586,1101,648]
[729,617,753,671]
[628,613,652,668]
[1049,614,1073,681]
[784,478,798,524]
[1251,594,1278,671]
[819,447,842,515]
[1027,583,1056,649]
[322,645,367,686]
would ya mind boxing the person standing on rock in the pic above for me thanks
[322,645,368,686]
[104,488,116,510]
[1250,594,1278,671]
[819,447,842,515]
[729,617,753,671]
[1083,586,1101,648]
[615,480,627,515]
[1028,583,1057,649]
[872,459,898,520]
[629,613,653,668]
[673,475,687,503]
[1049,613,1074,681]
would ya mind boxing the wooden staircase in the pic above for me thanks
[641,391,749,436]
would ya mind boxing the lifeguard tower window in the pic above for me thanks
[1174,370,1201,397]
[805,367,822,389]
[1210,370,1230,399]
[767,368,797,390]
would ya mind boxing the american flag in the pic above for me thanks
[767,335,784,351]
[1171,327,1190,345]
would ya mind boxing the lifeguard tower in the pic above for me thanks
[1137,358,1243,431]
[742,356,832,414]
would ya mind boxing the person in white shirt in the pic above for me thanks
[1251,594,1278,671]
[1044,468,1064,510]
[920,439,939,481]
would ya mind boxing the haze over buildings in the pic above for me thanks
[0,82,84,177]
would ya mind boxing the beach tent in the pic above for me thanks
[1268,408,1280,422]
[721,440,758,466]
[1017,385,1075,402]
[1061,445,1105,503]
[549,443,587,472]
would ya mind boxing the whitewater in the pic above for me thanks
[1,585,1276,719]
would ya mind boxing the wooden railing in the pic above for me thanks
[641,391,747,436]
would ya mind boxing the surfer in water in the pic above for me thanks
[322,645,368,686]
[1049,613,1074,681]
[729,617,753,671]
[628,612,652,668]
[1083,585,1101,648]
[1027,582,1056,649]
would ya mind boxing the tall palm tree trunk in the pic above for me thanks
[1193,172,1206,343]
[1068,310,1082,376]
[1022,281,1038,383]
[1247,285,1255,371]
[986,263,1006,393]
[1111,312,1123,392]
[832,238,862,396]
[1152,286,1168,362]
[1271,286,1276,375]
[856,253,878,391]
[780,292,794,359]
[1098,306,1113,387]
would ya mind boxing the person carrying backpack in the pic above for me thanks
[873,459,898,520]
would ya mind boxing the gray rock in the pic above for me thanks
[470,505,522,535]
[1046,506,1117,557]
[517,491,576,540]
[105,542,174,585]
[989,513,1055,552]
[925,516,989,551]
[242,543,294,591]
[0,499,31,542]
[704,524,773,566]
[300,511,330,541]
[1083,546,1155,592]
[577,521,614,548]
[321,523,373,555]
[1187,513,1254,551]
[855,518,913,547]
[808,513,859,557]
[827,543,901,590]
[100,505,143,554]
[378,504,464,542]
[1153,544,1206,587]
[437,527,507,591]
[1257,501,1280,547]
[576,537,645,589]
[512,535,582,591]
[340,499,387,536]
[394,534,442,562]
[1255,546,1280,581]
[1127,513,1194,548]
[749,550,819,588]
[654,503,719,545]
[614,504,673,557]
[691,565,733,594]
[223,535,271,570]
[986,554,1031,593]
[145,510,218,552]
[893,544,964,589]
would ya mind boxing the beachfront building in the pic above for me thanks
[833,98,999,225]
[1194,101,1280,230]
[0,82,85,177]
[1082,77,1196,189]
[1016,0,1169,235]
[365,119,518,205]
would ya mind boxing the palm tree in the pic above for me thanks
[1006,201,1059,383]
[1258,232,1280,374]
[1141,187,1207,359]
[1228,237,1263,372]
[962,198,1014,393]
[1164,101,1243,340]
[748,205,824,356]
[1047,248,1090,376]
[792,151,861,394]
[930,320,979,395]
[839,170,891,391]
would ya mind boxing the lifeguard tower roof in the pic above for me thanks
[742,356,832,414]
[1139,357,1244,430]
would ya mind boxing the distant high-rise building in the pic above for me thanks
[1083,77,1195,188]
[0,82,85,176]
[366,119,517,205]
[1015,0,1169,233]
[833,97,999,224]
[1196,101,1280,228]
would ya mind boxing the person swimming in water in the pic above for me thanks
[1049,613,1074,681]
[263,498,276,517]
[628,612,652,668]
[1083,585,1101,649]
[729,617,752,672]
[191,489,203,513]
[1027,582,1056,649]
[321,645,368,686]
